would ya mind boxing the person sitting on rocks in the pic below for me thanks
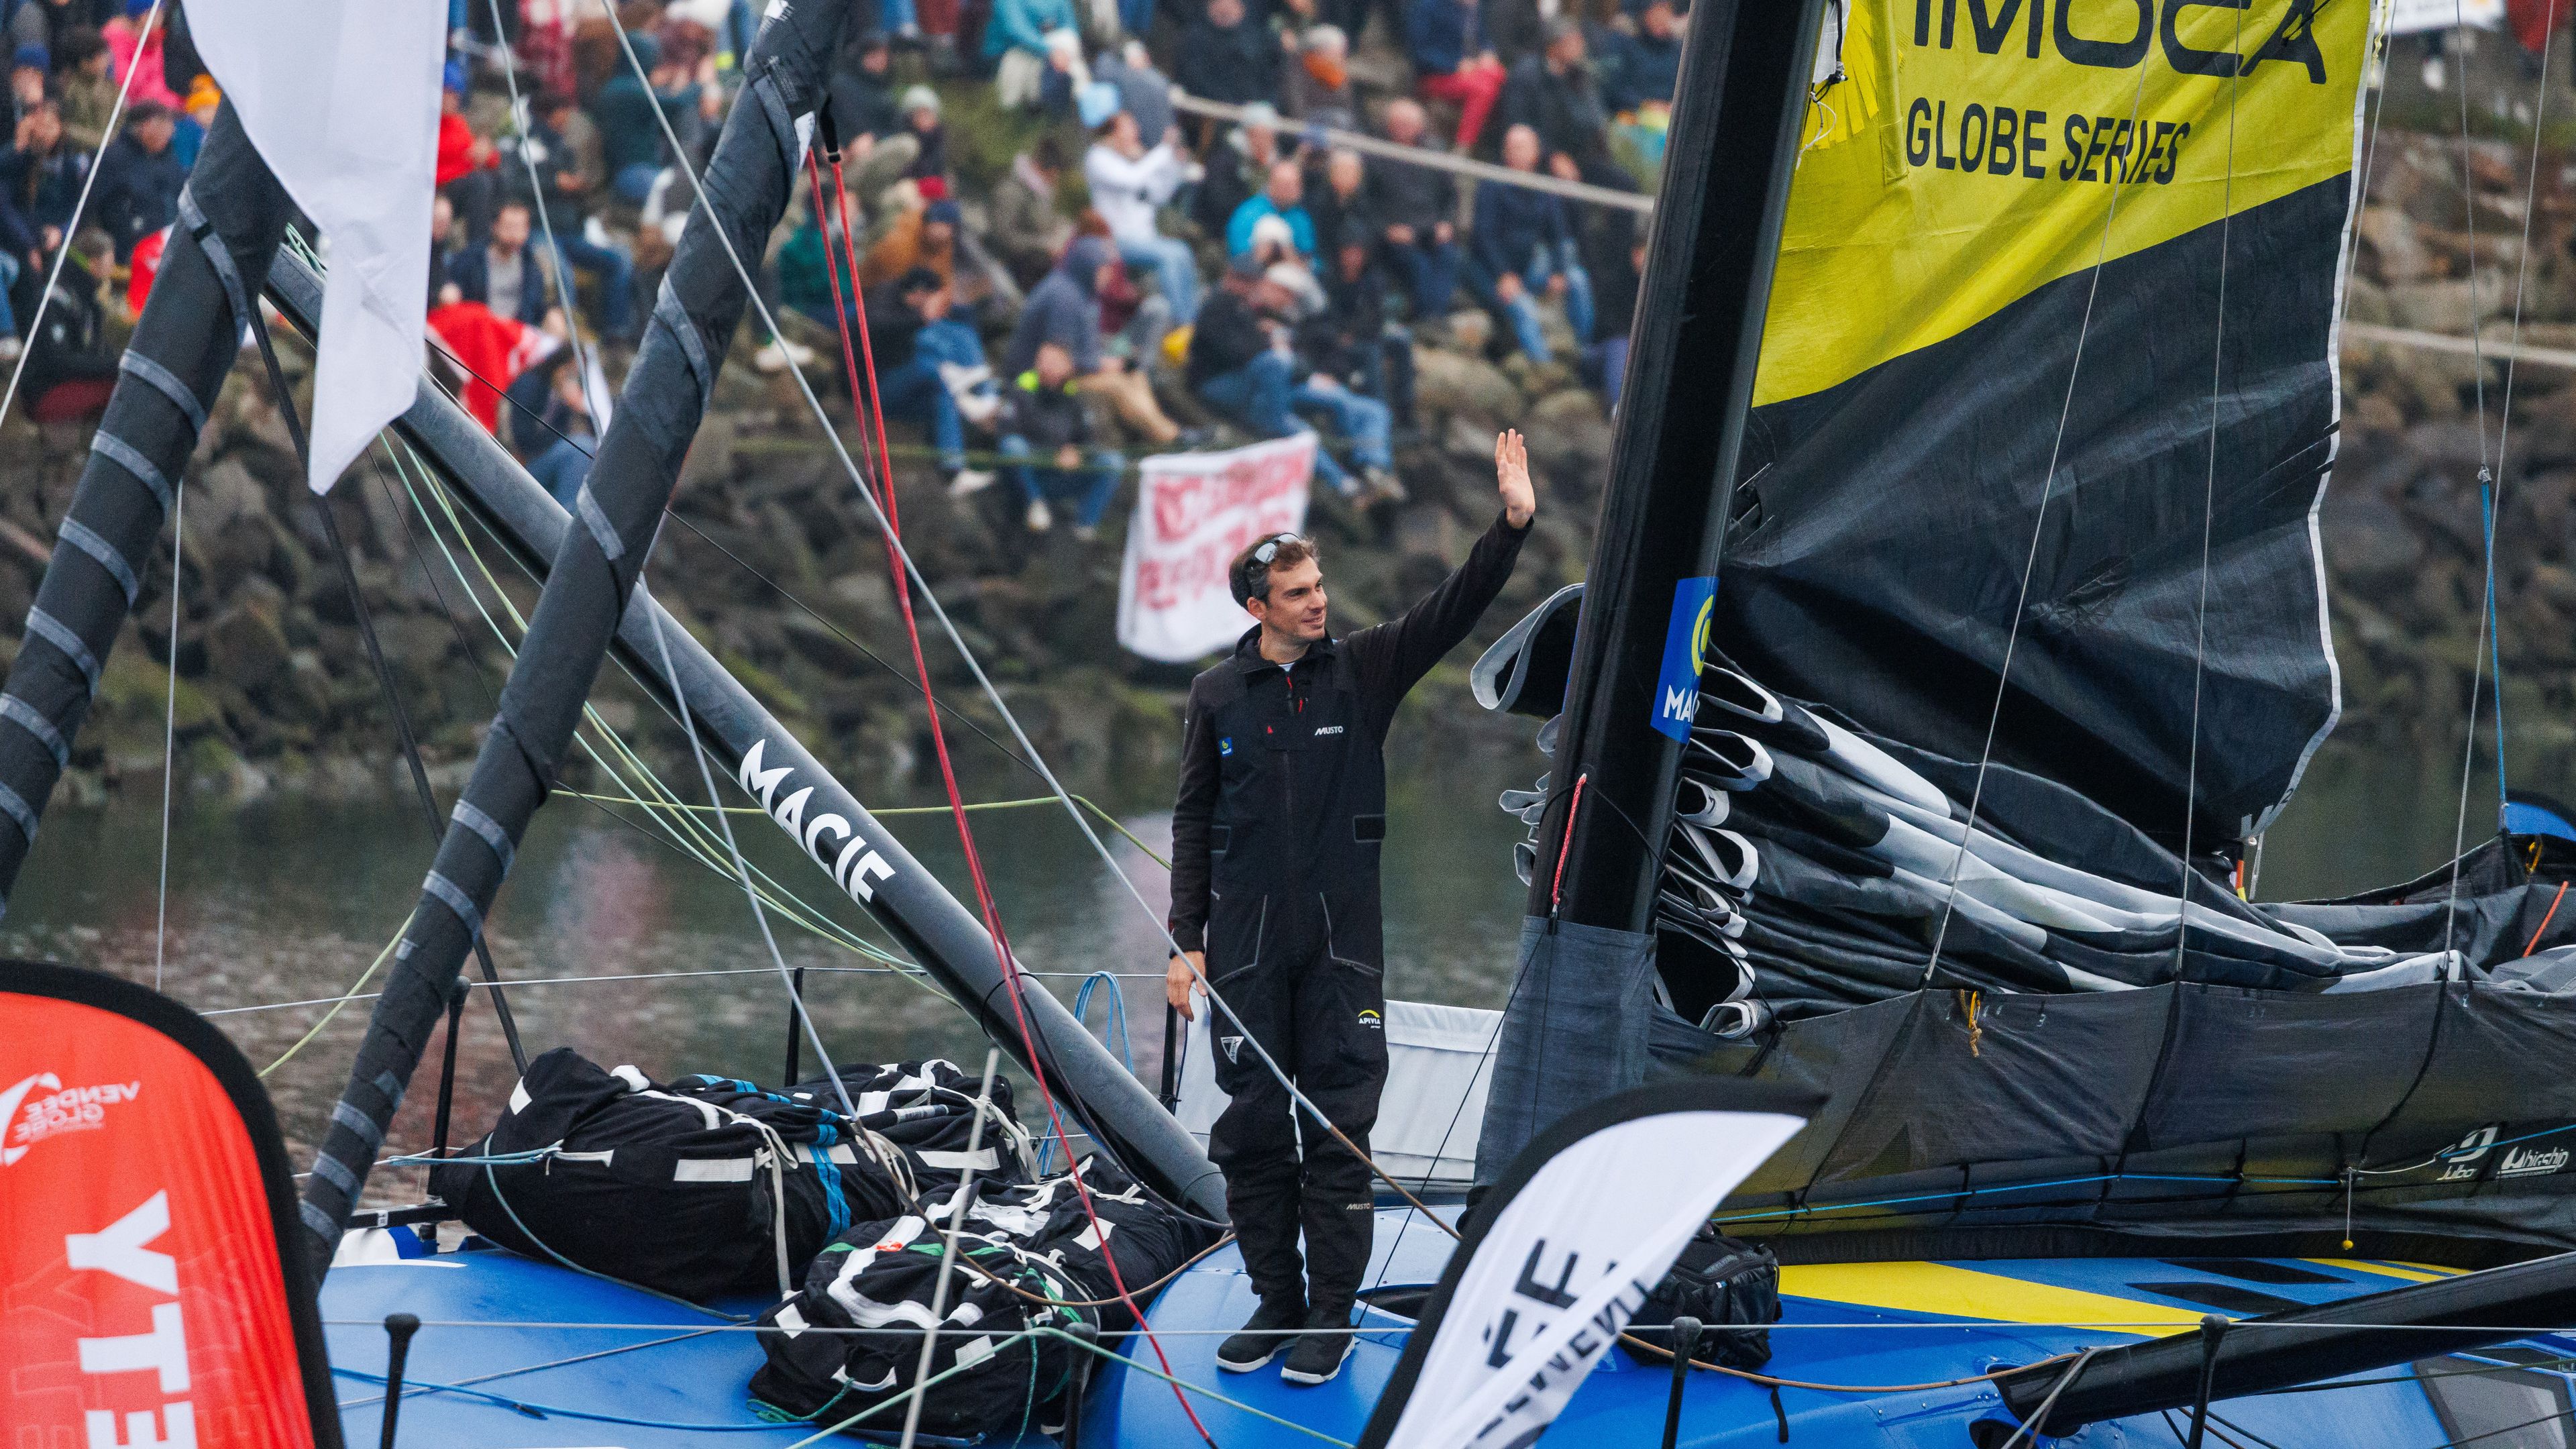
[1227,158,1316,259]
[1001,340,1123,539]
[1192,102,1283,243]
[446,201,555,327]
[1087,107,1200,323]
[1405,0,1503,152]
[987,0,1080,109]
[1468,124,1591,364]
[89,98,181,262]
[1284,25,1355,129]
[867,266,994,494]
[1179,0,1280,113]
[988,132,1073,289]
[1006,233,1183,447]
[1189,252,1395,504]
[1301,219,1415,434]
[1367,101,1460,319]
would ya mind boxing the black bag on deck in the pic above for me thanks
[796,1058,1038,1191]
[431,1048,913,1301]
[749,1158,1218,1437]
[1624,1226,1780,1369]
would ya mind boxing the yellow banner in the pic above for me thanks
[1752,0,2369,407]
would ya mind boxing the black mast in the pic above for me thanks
[258,248,1224,1227]
[1475,0,1822,1180]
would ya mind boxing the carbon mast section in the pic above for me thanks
[0,109,291,909]
[258,249,1220,1238]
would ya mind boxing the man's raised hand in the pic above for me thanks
[1495,429,1536,527]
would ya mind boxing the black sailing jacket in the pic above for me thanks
[1168,512,1529,957]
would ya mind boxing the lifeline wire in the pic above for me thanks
[591,0,1452,1246]
[0,0,162,432]
[1923,50,2161,983]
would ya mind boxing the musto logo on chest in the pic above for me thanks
[739,739,897,905]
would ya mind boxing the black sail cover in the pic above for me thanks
[1717,0,2362,848]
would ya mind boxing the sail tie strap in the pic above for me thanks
[749,67,804,181]
[0,781,40,849]
[177,189,252,335]
[652,282,712,406]
[25,608,101,695]
[573,480,625,564]
[421,868,487,944]
[117,350,208,433]
[89,431,174,515]
[0,694,69,771]
[56,519,140,607]
[451,798,517,875]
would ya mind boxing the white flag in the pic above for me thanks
[1115,433,1316,663]
[1358,1080,1817,1449]
[191,0,446,493]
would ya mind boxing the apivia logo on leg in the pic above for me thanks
[1651,577,1717,742]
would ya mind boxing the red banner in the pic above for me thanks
[2,963,339,1447]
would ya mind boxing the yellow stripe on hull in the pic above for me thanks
[1780,1262,2210,1338]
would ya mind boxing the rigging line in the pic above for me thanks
[2477,0,2559,828]
[318,1318,2576,1334]
[898,1046,998,1449]
[246,311,529,1072]
[258,929,405,1077]
[153,468,183,991]
[485,0,608,427]
[600,8,1441,1246]
[809,148,1216,1448]
[203,963,1165,1016]
[2176,0,2252,977]
[331,1327,721,1411]
[1989,1346,2099,1449]
[642,579,863,1122]
[2334,0,2401,343]
[388,452,918,970]
[0,0,162,431]
[2442,0,2504,957]
[1922,50,2161,984]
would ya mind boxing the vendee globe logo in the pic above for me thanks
[0,1071,142,1166]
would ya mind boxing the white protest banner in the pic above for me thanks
[1357,1079,1817,1449]
[2388,0,2500,32]
[1116,433,1318,663]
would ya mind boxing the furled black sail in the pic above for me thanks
[1715,0,2362,849]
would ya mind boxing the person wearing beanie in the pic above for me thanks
[895,83,948,180]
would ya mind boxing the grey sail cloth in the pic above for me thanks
[294,0,855,1277]
[0,107,291,911]
[1471,916,1659,1188]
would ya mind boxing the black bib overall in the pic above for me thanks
[1167,513,1529,1322]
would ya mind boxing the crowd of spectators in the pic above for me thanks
[0,0,1676,531]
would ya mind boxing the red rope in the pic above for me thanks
[1550,773,1588,913]
[811,156,1219,1446]
[2525,880,2568,957]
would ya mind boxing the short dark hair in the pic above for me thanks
[896,265,943,296]
[125,99,172,127]
[1230,533,1316,607]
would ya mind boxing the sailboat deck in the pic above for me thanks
[321,1212,2560,1447]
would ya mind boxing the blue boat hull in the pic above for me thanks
[321,1214,2564,1446]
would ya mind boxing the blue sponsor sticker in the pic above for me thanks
[1650,576,1717,741]
[1219,737,1234,757]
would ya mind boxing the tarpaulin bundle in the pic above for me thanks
[431,1048,911,1301]
[297,0,857,1277]
[749,1159,1218,1438]
[0,107,292,912]
[793,1059,1039,1190]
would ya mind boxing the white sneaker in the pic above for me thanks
[940,362,1001,425]
[0,337,19,363]
[948,468,997,496]
[754,342,790,374]
[1025,498,1054,532]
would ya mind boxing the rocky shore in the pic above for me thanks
[0,125,2564,810]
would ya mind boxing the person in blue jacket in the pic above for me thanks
[1466,124,1592,362]
[987,0,1078,107]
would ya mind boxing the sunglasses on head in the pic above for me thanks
[1241,533,1305,600]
